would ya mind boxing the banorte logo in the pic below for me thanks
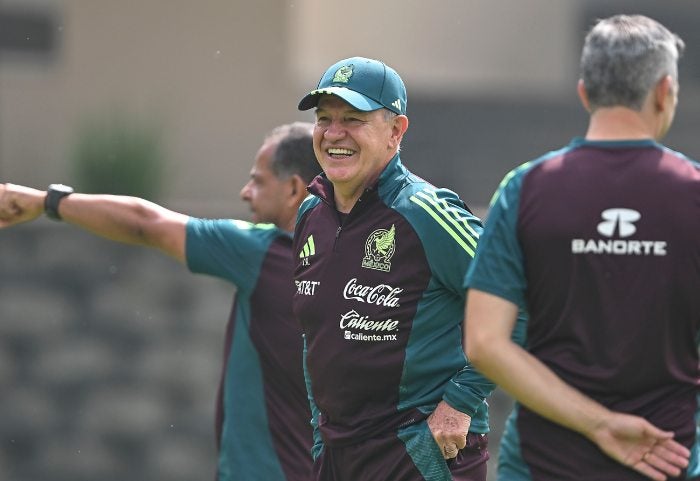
[342,278,402,307]
[572,208,667,256]
[596,208,640,237]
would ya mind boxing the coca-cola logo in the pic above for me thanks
[343,278,402,307]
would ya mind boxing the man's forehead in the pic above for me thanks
[252,142,276,171]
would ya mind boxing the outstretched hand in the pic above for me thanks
[427,400,471,459]
[591,411,690,481]
[0,183,45,228]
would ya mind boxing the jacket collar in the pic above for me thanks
[307,153,407,208]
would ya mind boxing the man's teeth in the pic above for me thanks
[328,148,354,155]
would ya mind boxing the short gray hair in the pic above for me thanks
[580,14,684,111]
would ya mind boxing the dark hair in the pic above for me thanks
[266,122,320,184]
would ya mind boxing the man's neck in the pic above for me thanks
[278,212,296,233]
[333,185,366,214]
[585,107,656,141]
[332,156,394,213]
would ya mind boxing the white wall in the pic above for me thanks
[0,1,595,216]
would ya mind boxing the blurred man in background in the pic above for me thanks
[465,14,698,481]
[0,121,320,481]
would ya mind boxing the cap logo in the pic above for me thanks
[391,99,402,111]
[332,65,353,83]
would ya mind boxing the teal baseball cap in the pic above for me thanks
[298,57,407,115]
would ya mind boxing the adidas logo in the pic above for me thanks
[391,99,402,111]
[299,234,315,265]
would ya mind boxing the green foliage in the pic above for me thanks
[71,114,164,200]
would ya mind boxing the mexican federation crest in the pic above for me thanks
[362,224,395,272]
[332,64,353,83]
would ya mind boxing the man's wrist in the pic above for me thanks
[44,184,74,220]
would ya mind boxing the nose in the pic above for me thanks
[240,181,252,200]
[323,119,346,142]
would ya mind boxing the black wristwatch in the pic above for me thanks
[45,184,74,220]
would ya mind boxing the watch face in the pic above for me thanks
[49,183,74,194]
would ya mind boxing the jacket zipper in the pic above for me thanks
[333,225,342,252]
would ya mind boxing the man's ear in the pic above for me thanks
[654,75,674,112]
[577,79,591,112]
[288,174,308,203]
[389,115,409,150]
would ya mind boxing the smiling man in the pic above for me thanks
[291,57,495,481]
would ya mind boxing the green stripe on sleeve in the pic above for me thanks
[409,194,476,257]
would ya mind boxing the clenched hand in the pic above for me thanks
[0,183,45,228]
[427,400,471,459]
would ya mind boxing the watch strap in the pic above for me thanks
[45,184,74,220]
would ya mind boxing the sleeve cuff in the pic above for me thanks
[442,379,488,417]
